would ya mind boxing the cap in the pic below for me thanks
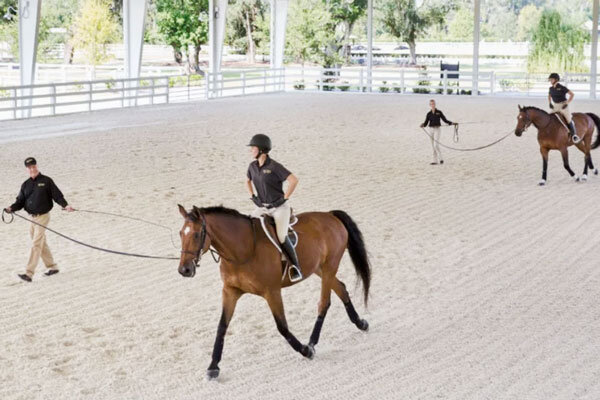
[24,157,37,167]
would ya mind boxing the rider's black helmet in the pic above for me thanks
[548,73,560,81]
[247,134,272,152]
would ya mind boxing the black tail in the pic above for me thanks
[330,210,371,306]
[587,113,600,149]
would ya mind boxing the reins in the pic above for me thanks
[2,209,179,260]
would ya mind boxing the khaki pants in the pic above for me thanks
[551,101,573,123]
[251,201,291,243]
[429,127,442,163]
[25,213,57,277]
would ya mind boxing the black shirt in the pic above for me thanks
[247,157,291,204]
[10,173,68,215]
[549,83,569,103]
[423,109,452,127]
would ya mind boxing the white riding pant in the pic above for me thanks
[251,201,291,243]
[551,101,573,123]
[429,126,442,163]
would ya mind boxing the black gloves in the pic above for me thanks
[562,103,568,109]
[549,103,554,109]
[251,195,262,207]
[272,198,287,208]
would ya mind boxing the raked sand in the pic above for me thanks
[1,92,600,400]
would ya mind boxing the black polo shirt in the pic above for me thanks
[247,157,291,204]
[423,109,452,127]
[10,173,68,215]
[549,83,569,103]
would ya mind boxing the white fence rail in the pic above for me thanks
[205,68,285,98]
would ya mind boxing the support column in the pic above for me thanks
[472,0,480,96]
[208,0,228,98]
[123,0,148,106]
[367,0,373,92]
[270,0,289,70]
[591,0,599,99]
[19,0,42,118]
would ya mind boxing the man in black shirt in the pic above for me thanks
[548,73,579,143]
[246,134,303,282]
[4,158,74,282]
[420,99,456,165]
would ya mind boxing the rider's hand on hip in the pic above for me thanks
[549,103,554,109]
[251,195,262,208]
[562,104,568,109]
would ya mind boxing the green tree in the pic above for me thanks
[381,0,452,64]
[527,9,587,73]
[324,0,367,64]
[226,0,268,64]
[516,4,542,42]
[155,0,208,71]
[71,0,119,75]
[285,0,334,66]
[448,7,472,41]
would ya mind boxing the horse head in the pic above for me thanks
[177,204,210,278]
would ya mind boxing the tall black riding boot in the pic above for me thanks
[568,121,581,144]
[280,236,303,283]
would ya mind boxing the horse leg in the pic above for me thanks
[539,147,549,186]
[331,277,369,331]
[589,154,599,175]
[560,148,579,181]
[308,272,332,350]
[265,289,314,359]
[206,286,243,380]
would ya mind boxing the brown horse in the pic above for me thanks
[177,204,371,380]
[514,105,600,185]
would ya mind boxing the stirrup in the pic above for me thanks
[288,265,303,283]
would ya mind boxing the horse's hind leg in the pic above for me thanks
[331,277,369,331]
[308,271,332,350]
[207,286,243,380]
[587,153,598,175]
[560,148,579,181]
[265,289,314,359]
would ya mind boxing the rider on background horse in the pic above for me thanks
[548,73,580,144]
[246,134,303,282]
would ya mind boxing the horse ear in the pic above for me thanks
[178,204,187,218]
[518,104,522,111]
[192,206,201,219]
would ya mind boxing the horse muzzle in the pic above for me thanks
[514,129,523,137]
[178,261,197,278]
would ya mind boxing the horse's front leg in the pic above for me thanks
[560,148,579,182]
[265,289,314,359]
[539,146,549,186]
[207,286,243,380]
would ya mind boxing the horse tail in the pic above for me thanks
[586,113,600,149]
[330,210,371,306]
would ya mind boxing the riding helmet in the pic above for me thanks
[548,73,560,81]
[247,134,272,152]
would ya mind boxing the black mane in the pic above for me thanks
[189,205,250,221]
[521,106,548,115]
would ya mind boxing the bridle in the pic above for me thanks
[180,215,207,267]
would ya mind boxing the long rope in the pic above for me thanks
[2,210,179,260]
[420,126,513,152]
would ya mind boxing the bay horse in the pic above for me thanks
[514,105,600,185]
[177,204,371,380]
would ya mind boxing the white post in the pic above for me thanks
[472,0,480,96]
[270,0,289,70]
[18,0,42,118]
[50,84,56,115]
[209,0,228,98]
[367,0,373,92]
[443,70,448,95]
[242,72,246,95]
[123,0,148,106]
[591,0,599,99]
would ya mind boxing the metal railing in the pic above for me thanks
[205,68,286,99]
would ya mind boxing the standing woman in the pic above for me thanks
[420,99,456,165]
[246,134,303,282]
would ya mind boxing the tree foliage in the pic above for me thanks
[155,0,208,69]
[226,0,268,63]
[285,0,334,66]
[70,0,119,68]
[381,0,451,64]
[527,9,587,73]
[516,4,542,42]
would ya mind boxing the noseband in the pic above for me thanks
[181,215,207,267]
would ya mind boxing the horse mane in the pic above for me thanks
[190,205,250,221]
[522,106,548,115]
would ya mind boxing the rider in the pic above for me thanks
[548,73,580,143]
[246,134,303,282]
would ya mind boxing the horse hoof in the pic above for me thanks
[581,174,588,182]
[595,168,599,176]
[206,368,220,381]
[538,179,546,186]
[357,319,369,332]
[303,344,315,360]
[574,175,581,182]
